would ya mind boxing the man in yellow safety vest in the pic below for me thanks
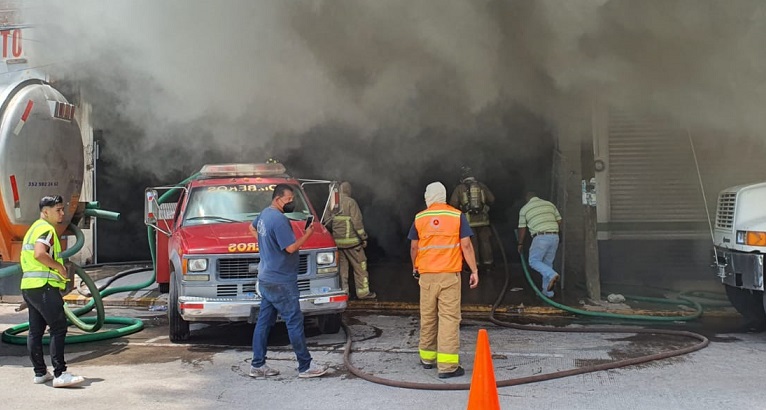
[20,195,85,388]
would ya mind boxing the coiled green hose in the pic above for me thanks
[2,216,145,344]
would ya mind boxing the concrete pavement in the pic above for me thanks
[1,301,765,410]
[0,264,757,409]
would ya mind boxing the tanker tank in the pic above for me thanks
[0,78,83,263]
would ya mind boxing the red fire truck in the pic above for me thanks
[144,163,347,342]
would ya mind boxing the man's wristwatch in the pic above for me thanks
[412,270,420,279]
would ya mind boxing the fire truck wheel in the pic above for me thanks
[724,284,766,331]
[318,313,342,334]
[169,273,190,342]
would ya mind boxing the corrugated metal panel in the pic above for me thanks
[607,109,705,224]
[603,109,766,240]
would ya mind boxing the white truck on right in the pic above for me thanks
[713,182,766,331]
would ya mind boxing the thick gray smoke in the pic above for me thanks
[24,0,766,163]
[27,0,766,153]
[19,0,766,260]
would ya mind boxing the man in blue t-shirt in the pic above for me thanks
[249,184,327,379]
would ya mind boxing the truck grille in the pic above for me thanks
[217,255,310,280]
[218,258,259,279]
[216,281,310,296]
[716,192,736,229]
[217,284,238,297]
[298,279,310,292]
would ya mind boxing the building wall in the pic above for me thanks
[591,106,766,291]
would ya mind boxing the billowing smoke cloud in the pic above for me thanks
[25,0,766,159]
[20,0,766,260]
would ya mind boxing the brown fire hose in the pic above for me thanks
[341,226,709,390]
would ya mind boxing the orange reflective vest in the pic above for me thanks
[414,203,463,273]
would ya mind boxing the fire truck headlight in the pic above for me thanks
[316,252,335,265]
[188,258,208,272]
[746,231,766,246]
[736,231,746,244]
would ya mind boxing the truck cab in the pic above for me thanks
[145,163,347,342]
[713,182,766,330]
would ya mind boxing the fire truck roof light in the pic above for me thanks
[199,163,287,178]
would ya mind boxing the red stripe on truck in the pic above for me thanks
[9,175,19,203]
[20,100,33,121]
[180,303,204,310]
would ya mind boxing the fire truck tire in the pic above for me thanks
[724,284,766,331]
[318,313,342,334]
[169,273,190,342]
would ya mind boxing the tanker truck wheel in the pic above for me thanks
[724,284,766,332]
[317,313,342,334]
[169,272,190,342]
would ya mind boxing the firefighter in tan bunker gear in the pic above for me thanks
[449,167,495,269]
[409,182,479,379]
[330,182,376,299]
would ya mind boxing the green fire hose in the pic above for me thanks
[509,225,703,321]
[2,212,145,344]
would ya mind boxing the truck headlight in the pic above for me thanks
[187,258,208,272]
[317,252,335,265]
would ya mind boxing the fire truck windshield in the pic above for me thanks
[182,184,311,226]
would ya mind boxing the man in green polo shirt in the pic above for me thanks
[517,192,562,297]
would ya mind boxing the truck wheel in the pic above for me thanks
[318,313,342,334]
[169,272,190,342]
[724,284,766,331]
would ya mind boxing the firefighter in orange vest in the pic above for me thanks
[408,182,479,379]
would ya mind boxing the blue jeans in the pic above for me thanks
[252,281,312,372]
[528,234,559,295]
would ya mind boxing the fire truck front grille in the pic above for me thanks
[716,193,737,229]
[298,279,310,292]
[218,258,260,280]
[217,255,310,280]
[217,284,238,297]
[298,255,309,275]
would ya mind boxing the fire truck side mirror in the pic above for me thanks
[145,189,160,225]
[329,182,341,213]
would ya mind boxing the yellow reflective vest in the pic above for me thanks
[20,219,66,290]
[331,196,368,249]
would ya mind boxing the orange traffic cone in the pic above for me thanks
[467,328,501,410]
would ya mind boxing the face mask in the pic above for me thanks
[282,201,296,213]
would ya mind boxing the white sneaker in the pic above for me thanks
[249,364,280,378]
[33,372,54,384]
[52,372,85,388]
[298,362,327,378]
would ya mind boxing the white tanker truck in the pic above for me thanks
[0,69,85,284]
[713,182,766,331]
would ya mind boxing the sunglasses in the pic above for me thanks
[39,195,64,209]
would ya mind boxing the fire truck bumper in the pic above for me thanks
[178,292,348,322]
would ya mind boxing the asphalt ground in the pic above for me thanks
[1,266,763,409]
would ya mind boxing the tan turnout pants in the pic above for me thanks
[418,272,461,373]
[471,225,493,266]
[339,246,372,298]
